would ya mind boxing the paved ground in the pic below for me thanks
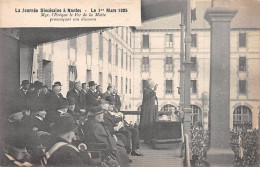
[129,141,183,167]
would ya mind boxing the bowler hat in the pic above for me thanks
[68,97,76,105]
[21,80,30,86]
[88,81,97,87]
[89,106,104,116]
[34,81,43,89]
[54,81,62,86]
[58,100,69,109]
[52,113,76,135]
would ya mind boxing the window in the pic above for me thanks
[121,77,123,94]
[142,35,149,49]
[165,80,173,94]
[239,80,246,94]
[165,34,173,48]
[191,34,197,47]
[69,66,77,90]
[130,32,132,47]
[69,38,77,48]
[191,80,197,93]
[116,27,118,34]
[99,33,103,60]
[129,79,132,94]
[125,78,128,94]
[239,57,246,71]
[126,27,128,44]
[126,53,128,70]
[165,57,173,71]
[137,105,142,111]
[115,76,118,90]
[121,27,124,40]
[99,72,103,88]
[86,70,92,83]
[191,57,197,71]
[142,80,148,91]
[233,106,252,128]
[121,49,124,68]
[129,55,132,71]
[191,105,202,124]
[108,74,112,85]
[239,33,246,47]
[161,104,176,111]
[142,57,149,71]
[86,34,92,55]
[115,45,118,66]
[68,38,76,61]
[108,40,112,63]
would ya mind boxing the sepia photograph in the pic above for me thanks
[0,0,259,167]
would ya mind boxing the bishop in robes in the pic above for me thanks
[139,79,158,144]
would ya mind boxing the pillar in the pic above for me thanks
[204,8,237,166]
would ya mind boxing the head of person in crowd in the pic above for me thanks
[8,111,24,122]
[52,114,77,143]
[113,86,118,95]
[107,85,113,93]
[74,81,82,92]
[34,81,43,89]
[28,84,36,93]
[82,83,89,92]
[88,81,97,91]
[35,110,47,120]
[21,80,30,91]
[34,81,43,95]
[100,99,109,110]
[52,84,61,95]
[96,85,102,93]
[4,130,32,163]
[54,81,62,92]
[58,100,69,115]
[41,85,49,95]
[68,97,76,112]
[89,106,104,123]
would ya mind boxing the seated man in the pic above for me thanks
[0,130,32,167]
[84,106,130,167]
[30,110,48,132]
[103,102,143,156]
[45,114,92,167]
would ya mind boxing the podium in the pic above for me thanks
[151,120,182,149]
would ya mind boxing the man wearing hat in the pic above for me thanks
[67,82,86,113]
[84,106,129,167]
[45,84,66,112]
[85,81,100,108]
[16,80,30,111]
[0,130,33,167]
[20,80,30,95]
[45,114,92,167]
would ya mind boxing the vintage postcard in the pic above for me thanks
[0,0,259,167]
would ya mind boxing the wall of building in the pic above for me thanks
[32,27,137,123]
[133,28,260,129]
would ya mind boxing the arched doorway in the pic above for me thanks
[160,104,176,111]
[191,105,202,125]
[233,105,252,129]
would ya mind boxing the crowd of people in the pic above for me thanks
[0,80,143,167]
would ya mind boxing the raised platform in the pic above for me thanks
[129,140,183,167]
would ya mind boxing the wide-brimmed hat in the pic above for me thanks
[52,113,76,135]
[87,106,104,117]
[88,81,97,87]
